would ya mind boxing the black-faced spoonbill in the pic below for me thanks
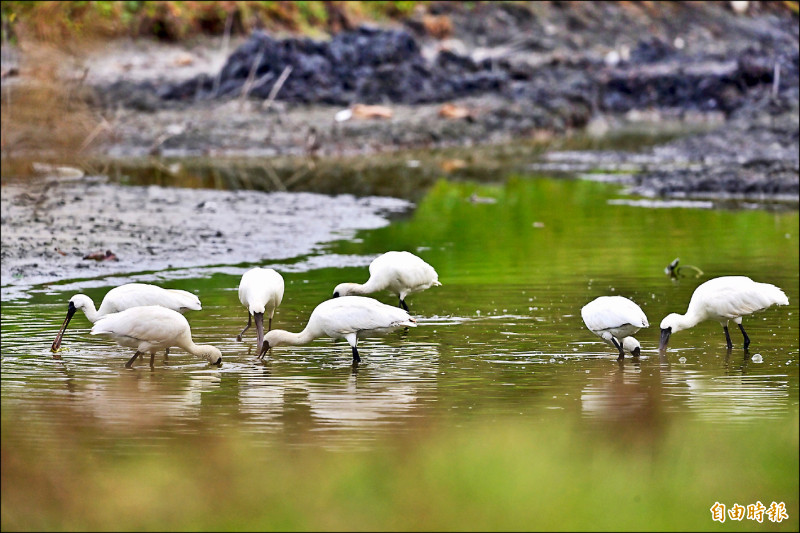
[332,251,441,311]
[237,267,285,353]
[260,296,417,364]
[90,306,222,368]
[51,283,202,353]
[659,276,789,351]
[581,296,649,359]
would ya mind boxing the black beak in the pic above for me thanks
[659,328,672,351]
[632,346,641,357]
[258,340,270,360]
[214,357,223,367]
[51,301,77,354]
[332,292,340,298]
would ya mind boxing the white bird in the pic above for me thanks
[260,296,417,364]
[659,276,789,351]
[51,283,202,353]
[332,251,441,311]
[237,267,285,353]
[90,305,222,368]
[581,296,649,359]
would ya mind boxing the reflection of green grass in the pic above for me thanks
[2,411,797,531]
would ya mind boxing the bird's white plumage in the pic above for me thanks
[96,283,202,316]
[581,296,649,357]
[659,276,789,349]
[263,296,416,361]
[238,268,284,316]
[309,296,416,338]
[236,268,285,352]
[52,283,202,352]
[333,251,441,307]
[669,276,788,328]
[91,305,221,366]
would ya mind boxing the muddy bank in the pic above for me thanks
[535,92,800,204]
[101,3,798,113]
[0,176,411,298]
[71,2,797,203]
[3,3,797,195]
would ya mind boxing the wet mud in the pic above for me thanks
[0,176,410,297]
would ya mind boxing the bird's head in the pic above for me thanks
[263,330,285,349]
[200,346,222,366]
[332,283,357,298]
[68,294,93,312]
[622,337,641,357]
[659,313,683,350]
[51,295,88,353]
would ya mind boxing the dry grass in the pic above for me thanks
[0,41,105,179]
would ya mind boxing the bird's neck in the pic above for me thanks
[82,302,100,323]
[341,282,368,296]
[269,328,318,347]
[347,277,385,295]
[182,341,219,362]
[674,310,703,332]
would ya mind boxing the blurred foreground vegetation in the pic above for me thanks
[2,407,797,531]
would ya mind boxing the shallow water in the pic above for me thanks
[1,171,798,454]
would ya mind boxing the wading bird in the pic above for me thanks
[90,306,222,368]
[237,267,285,353]
[332,251,441,311]
[581,296,649,359]
[260,296,416,364]
[51,283,202,353]
[659,276,789,351]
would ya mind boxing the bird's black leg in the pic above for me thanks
[723,326,733,350]
[611,338,624,360]
[399,298,409,312]
[125,351,142,368]
[149,352,155,368]
[351,345,361,364]
[268,317,272,332]
[164,347,170,362]
[237,313,252,341]
[738,323,751,350]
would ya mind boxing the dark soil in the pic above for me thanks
[84,2,799,201]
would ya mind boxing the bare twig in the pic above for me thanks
[78,117,111,153]
[263,65,293,111]
[212,11,234,97]
[250,71,275,92]
[239,43,266,108]
[284,164,312,188]
[772,61,781,98]
[263,163,287,191]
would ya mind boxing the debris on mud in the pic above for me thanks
[0,176,411,294]
[83,250,119,262]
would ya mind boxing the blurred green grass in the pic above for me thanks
[2,410,797,531]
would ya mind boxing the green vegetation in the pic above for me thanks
[2,408,797,531]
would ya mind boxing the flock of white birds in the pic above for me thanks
[50,250,788,368]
